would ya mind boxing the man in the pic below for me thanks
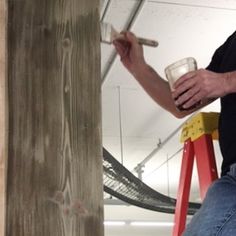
[113,31,236,235]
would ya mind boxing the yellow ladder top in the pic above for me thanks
[180,112,219,142]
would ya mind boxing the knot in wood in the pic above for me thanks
[62,38,71,48]
[53,191,65,205]
[64,84,70,93]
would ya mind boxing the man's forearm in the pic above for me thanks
[131,64,190,118]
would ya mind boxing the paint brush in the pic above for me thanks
[100,22,159,47]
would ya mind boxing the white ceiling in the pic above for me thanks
[100,1,236,236]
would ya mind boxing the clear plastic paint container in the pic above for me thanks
[165,57,198,110]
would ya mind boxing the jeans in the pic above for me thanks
[183,163,236,236]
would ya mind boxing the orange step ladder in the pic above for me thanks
[173,112,220,236]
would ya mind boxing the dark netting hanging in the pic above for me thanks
[103,148,201,215]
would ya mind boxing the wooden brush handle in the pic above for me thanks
[137,37,159,47]
[113,33,158,48]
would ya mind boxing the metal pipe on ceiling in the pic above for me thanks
[101,0,148,84]
[100,0,112,22]
[133,113,196,173]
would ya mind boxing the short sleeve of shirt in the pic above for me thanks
[206,31,236,72]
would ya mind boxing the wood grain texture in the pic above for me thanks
[6,0,103,235]
[0,0,6,236]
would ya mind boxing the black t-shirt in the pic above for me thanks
[206,31,236,176]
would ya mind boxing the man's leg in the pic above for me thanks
[183,164,236,236]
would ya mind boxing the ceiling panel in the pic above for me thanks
[149,0,236,9]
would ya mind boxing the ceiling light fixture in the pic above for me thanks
[104,221,126,226]
[130,222,174,227]
[104,221,174,227]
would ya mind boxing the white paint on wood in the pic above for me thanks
[3,0,103,235]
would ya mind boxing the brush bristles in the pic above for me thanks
[100,22,112,43]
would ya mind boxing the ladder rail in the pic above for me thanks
[173,112,219,236]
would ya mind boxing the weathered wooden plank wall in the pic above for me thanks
[0,0,6,235]
[3,0,103,235]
